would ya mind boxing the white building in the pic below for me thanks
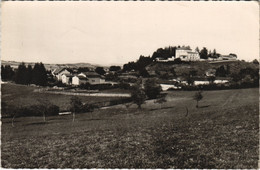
[72,76,88,86]
[75,72,105,85]
[220,54,237,60]
[175,47,200,61]
[61,74,73,84]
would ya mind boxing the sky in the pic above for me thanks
[1,2,259,66]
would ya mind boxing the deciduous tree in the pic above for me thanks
[193,91,203,108]
[70,96,83,122]
[144,78,162,99]
[131,83,146,109]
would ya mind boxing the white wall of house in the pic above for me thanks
[176,49,200,61]
[187,52,200,61]
[72,76,79,85]
[61,74,71,84]
[175,49,191,59]
[87,77,105,84]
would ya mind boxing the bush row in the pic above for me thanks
[79,82,132,90]
[2,104,59,118]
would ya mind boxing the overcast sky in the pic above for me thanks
[1,2,259,66]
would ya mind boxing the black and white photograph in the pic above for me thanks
[1,1,259,169]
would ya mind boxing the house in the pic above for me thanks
[61,74,73,84]
[220,54,237,60]
[175,47,200,61]
[72,75,88,86]
[78,71,105,85]
[52,68,72,81]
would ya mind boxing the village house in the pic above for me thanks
[72,75,88,86]
[77,71,105,85]
[52,68,72,81]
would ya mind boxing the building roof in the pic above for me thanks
[176,47,192,51]
[221,55,236,58]
[62,73,73,77]
[78,75,88,80]
[80,71,101,78]
[53,68,71,75]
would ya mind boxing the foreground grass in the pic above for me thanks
[1,88,259,168]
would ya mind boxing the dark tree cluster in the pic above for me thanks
[31,63,48,86]
[3,62,48,86]
[1,65,15,81]
[238,67,259,86]
[199,47,208,59]
[215,65,230,77]
[109,66,121,72]
[123,55,153,77]
[151,46,177,60]
[77,67,90,73]
[95,67,106,75]
[123,61,137,72]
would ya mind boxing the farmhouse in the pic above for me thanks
[77,71,105,85]
[52,68,72,81]
[175,47,200,61]
[72,75,88,86]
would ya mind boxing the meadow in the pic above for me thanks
[1,83,127,112]
[1,85,259,168]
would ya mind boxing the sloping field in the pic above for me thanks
[1,88,259,168]
[146,60,258,77]
[1,83,126,111]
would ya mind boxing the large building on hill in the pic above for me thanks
[175,47,200,61]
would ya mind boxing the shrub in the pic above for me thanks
[118,81,131,90]
[79,82,91,89]
[6,104,60,118]
[81,103,95,112]
[47,105,60,116]
[144,78,162,99]
[89,83,114,90]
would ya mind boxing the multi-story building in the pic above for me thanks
[175,47,200,61]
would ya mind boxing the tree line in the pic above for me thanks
[1,62,48,86]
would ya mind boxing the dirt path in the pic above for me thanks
[35,90,131,97]
[222,90,239,107]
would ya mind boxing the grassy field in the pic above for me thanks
[1,83,127,111]
[1,86,259,168]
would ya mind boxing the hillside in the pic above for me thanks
[146,60,258,78]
